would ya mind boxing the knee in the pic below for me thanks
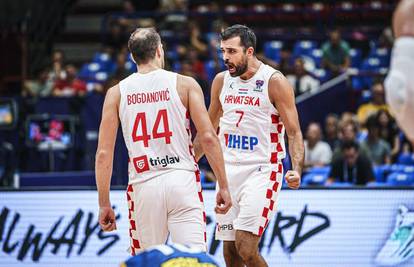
[235,239,257,264]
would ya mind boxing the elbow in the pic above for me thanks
[95,149,111,165]
[199,131,220,148]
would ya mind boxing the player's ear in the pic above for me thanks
[156,44,163,58]
[246,46,254,57]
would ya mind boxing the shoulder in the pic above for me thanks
[212,71,226,85]
[177,74,200,89]
[268,71,291,89]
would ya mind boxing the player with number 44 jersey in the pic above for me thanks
[95,28,232,256]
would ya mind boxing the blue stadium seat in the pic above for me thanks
[369,47,390,67]
[92,52,115,72]
[397,153,414,165]
[373,165,389,183]
[312,69,329,83]
[302,166,330,185]
[309,48,323,68]
[263,41,283,63]
[303,172,328,185]
[386,172,414,186]
[293,40,317,58]
[349,48,362,68]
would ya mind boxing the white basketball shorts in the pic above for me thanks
[215,162,283,241]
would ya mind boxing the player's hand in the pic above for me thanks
[285,170,301,189]
[99,206,117,232]
[215,188,232,214]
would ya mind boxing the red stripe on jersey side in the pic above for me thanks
[270,152,278,163]
[270,133,279,143]
[271,114,279,124]
[198,192,204,203]
[277,124,283,133]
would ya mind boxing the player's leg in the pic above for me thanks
[167,170,206,251]
[235,230,267,267]
[223,241,244,267]
[128,177,169,255]
[233,162,284,266]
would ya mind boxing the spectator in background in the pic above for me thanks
[23,68,53,97]
[190,22,208,57]
[187,47,207,81]
[333,120,368,161]
[324,113,340,150]
[53,65,86,97]
[304,122,332,169]
[376,109,400,160]
[286,57,320,97]
[103,20,127,53]
[321,28,351,77]
[327,140,375,185]
[357,81,389,126]
[360,115,392,165]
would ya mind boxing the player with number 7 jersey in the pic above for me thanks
[95,28,232,256]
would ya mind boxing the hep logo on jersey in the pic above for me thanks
[224,133,258,150]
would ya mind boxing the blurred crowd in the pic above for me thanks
[2,0,412,187]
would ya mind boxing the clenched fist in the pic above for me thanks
[285,170,301,189]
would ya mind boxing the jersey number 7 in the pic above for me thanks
[132,109,173,147]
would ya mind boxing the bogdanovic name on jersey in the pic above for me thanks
[223,95,260,107]
[127,88,170,105]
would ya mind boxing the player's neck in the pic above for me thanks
[239,58,262,81]
[137,61,162,74]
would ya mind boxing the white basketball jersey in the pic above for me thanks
[119,70,198,184]
[219,63,286,165]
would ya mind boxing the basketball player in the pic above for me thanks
[194,25,304,266]
[385,0,414,145]
[95,28,232,254]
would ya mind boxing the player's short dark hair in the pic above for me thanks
[220,24,256,53]
[128,27,161,64]
[341,140,359,151]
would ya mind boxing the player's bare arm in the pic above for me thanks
[179,74,232,214]
[193,71,225,161]
[95,85,120,231]
[269,73,304,189]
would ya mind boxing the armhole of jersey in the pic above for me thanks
[218,71,228,104]
[171,72,188,115]
[118,79,126,121]
[265,68,282,115]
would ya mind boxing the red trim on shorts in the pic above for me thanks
[127,184,141,254]
[258,163,283,236]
